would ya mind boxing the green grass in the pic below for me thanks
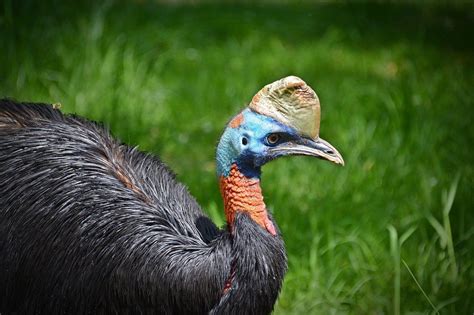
[1,1,473,313]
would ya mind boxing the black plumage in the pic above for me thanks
[0,100,286,315]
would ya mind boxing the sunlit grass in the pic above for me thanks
[1,1,472,313]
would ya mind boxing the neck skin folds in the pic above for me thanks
[219,164,276,236]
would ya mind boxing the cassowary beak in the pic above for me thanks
[268,137,344,166]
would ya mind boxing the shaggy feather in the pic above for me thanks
[0,100,286,314]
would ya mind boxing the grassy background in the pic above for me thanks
[1,1,473,313]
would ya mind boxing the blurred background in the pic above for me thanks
[1,0,473,313]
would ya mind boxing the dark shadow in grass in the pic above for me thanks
[2,1,473,55]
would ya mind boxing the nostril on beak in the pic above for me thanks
[326,149,334,154]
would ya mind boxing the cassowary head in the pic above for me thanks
[216,76,344,178]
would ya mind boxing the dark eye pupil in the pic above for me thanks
[241,137,248,145]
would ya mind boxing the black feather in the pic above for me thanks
[0,99,287,315]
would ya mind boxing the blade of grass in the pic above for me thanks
[442,174,460,282]
[402,259,439,315]
[389,225,417,315]
[388,225,400,315]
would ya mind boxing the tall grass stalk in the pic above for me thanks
[426,175,460,282]
[402,259,439,315]
[388,225,416,315]
[442,175,460,282]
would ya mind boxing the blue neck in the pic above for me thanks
[216,110,263,179]
[216,126,237,177]
[235,161,262,179]
[216,128,262,179]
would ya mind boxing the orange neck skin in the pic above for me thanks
[219,164,276,236]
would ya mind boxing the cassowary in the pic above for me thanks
[0,76,343,314]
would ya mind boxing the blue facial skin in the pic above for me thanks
[216,109,300,179]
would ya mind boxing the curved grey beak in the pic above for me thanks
[267,137,344,166]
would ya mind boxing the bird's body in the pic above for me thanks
[0,76,343,314]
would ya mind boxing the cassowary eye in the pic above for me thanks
[266,133,281,145]
[241,137,248,146]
